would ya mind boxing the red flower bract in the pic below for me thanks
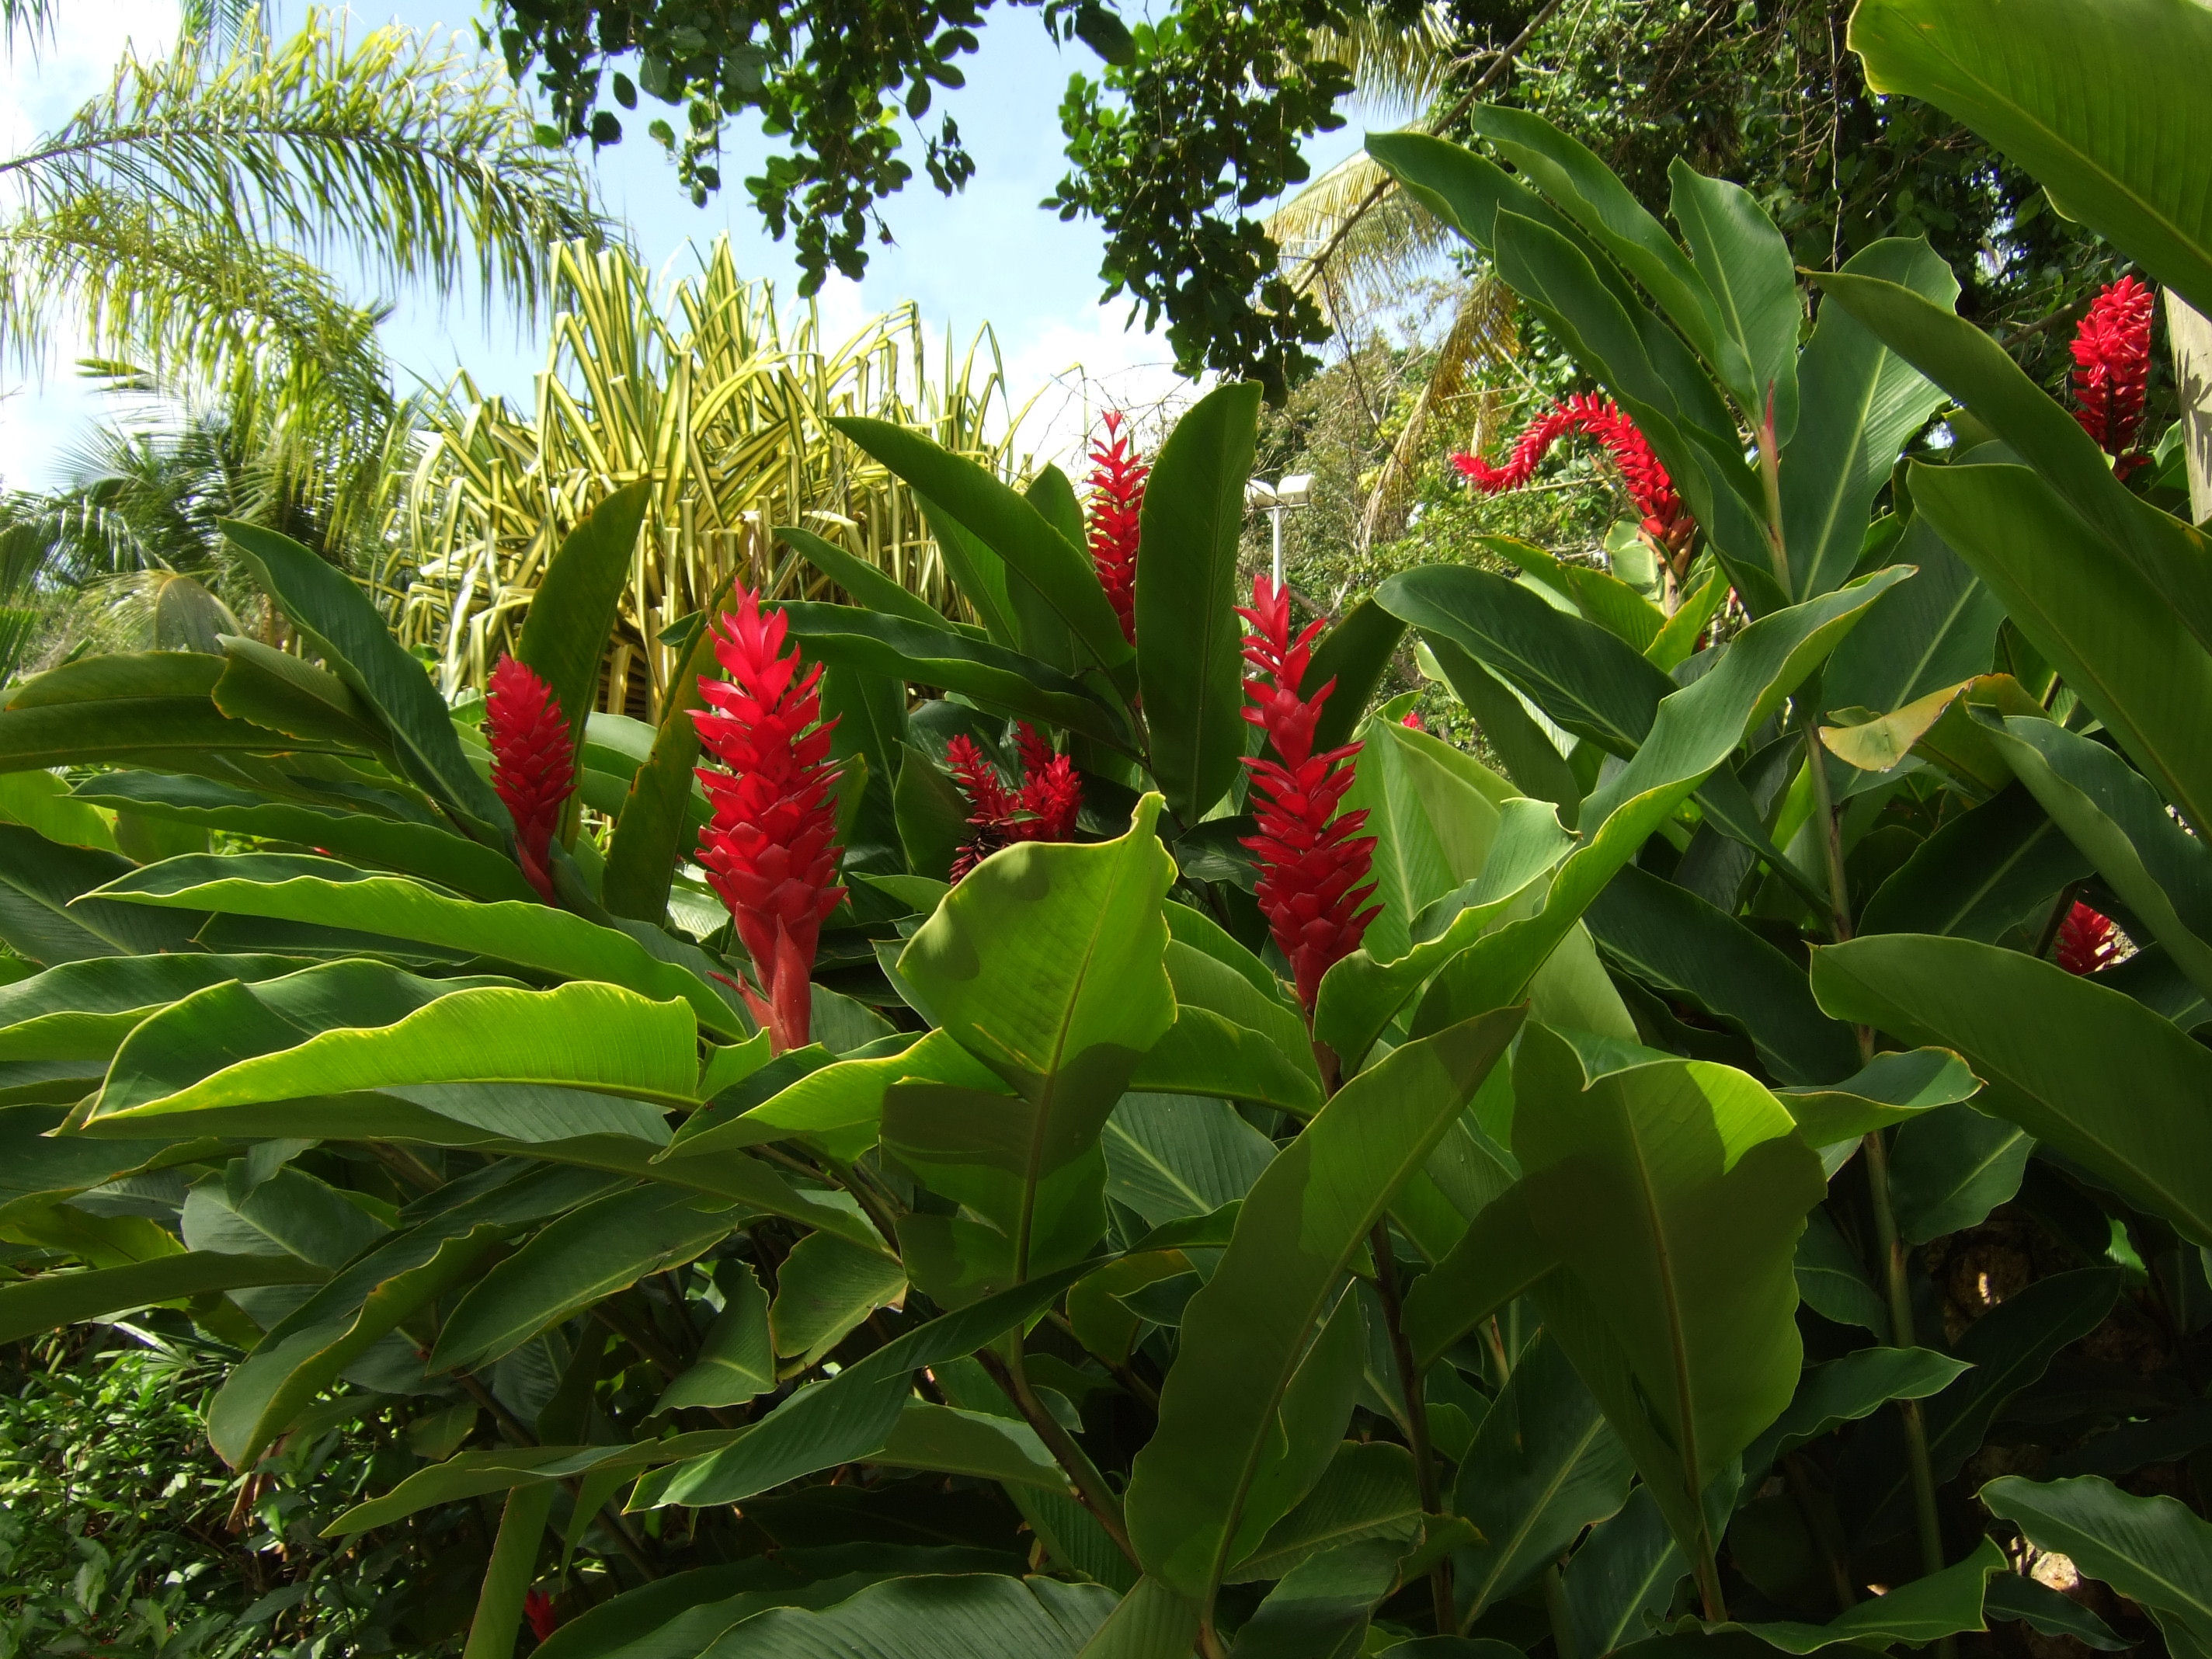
[1452,394,1693,558]
[944,722,1082,880]
[691,589,847,1053]
[524,1589,560,1642]
[1238,576,1379,1018]
[2070,275,2155,475]
[2054,901,2120,976]
[485,654,577,904]
[1085,411,1148,643]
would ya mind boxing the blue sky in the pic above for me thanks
[0,1,1377,482]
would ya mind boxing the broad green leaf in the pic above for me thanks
[432,1183,745,1372]
[516,481,653,754]
[1455,1332,1635,1623]
[0,769,117,850]
[1227,1539,1403,1659]
[770,1229,908,1365]
[466,1484,556,1659]
[659,1259,775,1414]
[873,1401,1065,1491]
[1773,1047,1981,1146]
[1668,161,1800,442]
[1813,934,2212,1245]
[1415,635,1581,821]
[1742,1346,1971,1480]
[1563,1484,1687,1659]
[919,491,1020,648]
[1223,1442,1421,1586]
[1849,0,2212,319]
[1887,1101,2031,1244]
[0,1250,324,1343]
[666,1029,982,1164]
[333,1435,740,1532]
[92,967,699,1132]
[778,603,1132,750]
[1983,715,2212,1003]
[0,824,200,965]
[210,632,393,756]
[1378,567,1673,758]
[0,651,301,774]
[1682,1538,2009,1654]
[1859,783,2087,942]
[1309,599,1409,754]
[1780,241,1957,600]
[1136,381,1262,823]
[893,737,971,882]
[71,771,537,902]
[1125,1007,1525,1600]
[1793,1209,1887,1334]
[1463,106,1726,387]
[221,520,504,823]
[1484,537,1664,654]
[632,1264,1091,1509]
[1401,1181,1557,1371]
[834,416,1135,683]
[183,1164,385,1268]
[1981,1474,2212,1658]
[1984,1576,2130,1652]
[1584,864,1859,1086]
[696,1573,1116,1659]
[781,523,953,629]
[1513,1028,1825,1571]
[0,1104,227,1222]
[1077,1579,1204,1659]
[1838,1268,2122,1541]
[208,1163,620,1466]
[90,853,748,1038]
[888,797,1176,1282]
[1163,939,1320,1096]
[1103,1094,1278,1228]
[1009,466,1083,672]
[601,571,731,923]
[1821,276,2212,663]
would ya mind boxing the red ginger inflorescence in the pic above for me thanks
[485,654,577,904]
[1452,394,1694,560]
[523,1589,560,1642]
[691,588,847,1054]
[2069,275,2155,478]
[1085,411,1148,642]
[943,722,1083,881]
[1238,576,1379,1018]
[2054,900,2121,976]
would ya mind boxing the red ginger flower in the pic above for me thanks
[1238,576,1379,1017]
[1085,412,1148,643]
[2070,276,2155,477]
[944,722,1083,881]
[1452,394,1694,558]
[485,655,577,904]
[2054,901,2121,976]
[691,589,847,1053]
[523,1588,560,1642]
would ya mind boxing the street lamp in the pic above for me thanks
[1247,473,1313,586]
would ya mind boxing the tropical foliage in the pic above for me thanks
[2,2,2210,1658]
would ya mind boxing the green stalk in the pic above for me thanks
[981,1342,1136,1566]
[1371,1219,1456,1634]
[1862,1129,1948,1592]
[1542,1563,1581,1659]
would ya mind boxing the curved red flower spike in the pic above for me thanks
[1237,576,1379,1020]
[944,723,1083,881]
[523,1588,560,1642]
[691,589,847,1053]
[2054,901,2120,976]
[2070,276,2155,478]
[1086,412,1148,643]
[485,655,577,904]
[1452,394,1694,558]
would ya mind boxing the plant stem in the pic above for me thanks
[1542,1563,1581,1659]
[1803,723,1854,945]
[1371,1220,1456,1634]
[1861,1129,1948,1598]
[979,1343,1136,1567]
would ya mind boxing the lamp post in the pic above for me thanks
[1246,473,1314,586]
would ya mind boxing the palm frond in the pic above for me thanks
[1267,150,1454,316]
[1360,275,1520,545]
[1307,5,1462,120]
[0,8,610,318]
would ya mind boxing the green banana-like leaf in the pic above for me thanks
[1101,1094,1278,1229]
[221,521,504,826]
[1858,783,2086,942]
[0,1249,325,1344]
[887,797,1176,1285]
[694,1574,1116,1659]
[1124,1006,1525,1602]
[0,652,304,774]
[516,481,653,755]
[1135,381,1261,824]
[1980,1474,2212,1657]
[769,1229,908,1365]
[89,853,746,1038]
[833,416,1135,685]
[1222,1442,1421,1585]
[432,1182,746,1372]
[1487,536,1666,653]
[1308,599,1409,754]
[658,1259,774,1413]
[777,603,1132,750]
[1849,0,2212,319]
[90,965,699,1131]
[210,635,392,756]
[1514,1027,1825,1574]
[1416,635,1581,820]
[71,772,537,903]
[1779,240,1956,600]
[1743,1346,1971,1480]
[1668,159,1800,443]
[1683,1539,2009,1654]
[1813,933,2212,1246]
